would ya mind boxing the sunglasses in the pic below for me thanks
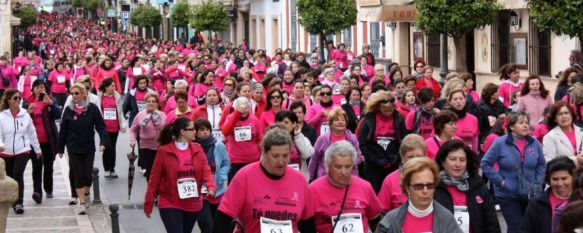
[320,92,332,96]
[409,183,436,191]
[270,95,281,100]
[382,98,395,104]
[12,96,21,101]
[72,92,82,96]
[183,128,195,131]
[416,65,424,68]
[224,83,233,86]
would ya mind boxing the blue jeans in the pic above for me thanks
[497,196,528,233]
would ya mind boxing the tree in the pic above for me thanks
[130,5,162,38]
[530,0,583,64]
[297,0,357,64]
[16,5,37,29]
[416,0,501,71]
[171,0,191,38]
[82,0,102,13]
[189,0,228,37]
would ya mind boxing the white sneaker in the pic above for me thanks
[495,204,500,211]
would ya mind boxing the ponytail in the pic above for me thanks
[157,117,193,145]
[157,123,174,145]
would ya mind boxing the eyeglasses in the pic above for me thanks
[409,183,436,191]
[12,96,21,101]
[320,92,332,96]
[224,83,233,87]
[183,128,195,131]
[146,100,158,103]
[72,92,82,96]
[382,98,395,104]
[270,95,281,100]
[416,65,424,68]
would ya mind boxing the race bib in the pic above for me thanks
[137,101,146,112]
[178,65,186,71]
[340,98,347,105]
[201,184,208,194]
[454,206,470,233]
[133,68,142,76]
[57,75,66,83]
[234,126,252,142]
[212,128,224,141]
[177,178,198,199]
[103,108,117,120]
[377,137,392,150]
[288,163,300,171]
[260,217,293,233]
[331,213,364,233]
[320,123,331,134]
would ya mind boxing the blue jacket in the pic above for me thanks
[481,134,546,199]
[212,141,231,196]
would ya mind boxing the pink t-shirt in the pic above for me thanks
[515,138,526,163]
[447,185,467,206]
[225,115,262,164]
[549,191,567,216]
[377,170,407,212]
[158,148,202,212]
[499,81,523,107]
[48,70,68,93]
[332,93,346,106]
[31,100,49,143]
[101,95,120,132]
[405,109,434,140]
[402,212,433,233]
[425,136,442,160]
[331,133,347,144]
[455,114,479,152]
[352,105,361,118]
[306,104,334,135]
[218,162,313,233]
[259,109,276,134]
[309,176,382,233]
[375,113,395,139]
[21,76,34,99]
[563,128,577,154]
[135,89,147,111]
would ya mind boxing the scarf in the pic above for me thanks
[450,105,467,118]
[321,100,333,108]
[407,200,433,218]
[349,100,361,106]
[440,170,470,191]
[195,135,217,166]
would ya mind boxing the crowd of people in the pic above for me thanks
[2,11,583,233]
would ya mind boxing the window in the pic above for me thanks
[290,0,297,51]
[510,33,528,69]
[528,21,551,76]
[427,34,440,67]
[343,28,352,47]
[491,11,510,72]
[309,34,317,52]
[370,22,380,57]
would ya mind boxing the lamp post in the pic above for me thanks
[439,33,448,85]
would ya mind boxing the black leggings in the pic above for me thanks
[228,163,250,183]
[4,154,30,205]
[103,132,119,172]
[68,153,95,189]
[139,148,157,181]
[198,200,219,233]
[31,143,55,194]
[159,208,199,233]
[52,92,68,107]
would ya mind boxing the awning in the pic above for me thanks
[358,0,416,22]
[497,0,527,10]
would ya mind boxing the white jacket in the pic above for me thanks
[0,108,41,155]
[542,125,583,165]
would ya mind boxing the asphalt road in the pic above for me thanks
[94,132,507,233]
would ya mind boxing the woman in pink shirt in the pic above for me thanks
[517,75,553,129]
[310,141,382,233]
[97,78,127,178]
[498,63,523,107]
[48,62,70,106]
[259,89,283,134]
[129,93,166,180]
[193,70,216,100]
[360,56,374,80]
[396,88,417,119]
[17,67,37,100]
[447,89,479,153]
[377,134,426,212]
[425,110,458,160]
[281,69,295,94]
[306,85,336,136]
[434,140,501,233]
[376,157,462,233]
[284,81,313,109]
[164,79,198,114]
[165,91,196,124]
[94,58,122,93]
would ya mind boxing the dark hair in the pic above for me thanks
[372,84,387,93]
[480,83,499,101]
[435,139,479,176]
[345,87,362,103]
[289,101,306,114]
[414,60,426,69]
[174,91,188,101]
[399,88,416,104]
[433,110,458,136]
[198,69,215,83]
[157,117,193,145]
[32,79,49,91]
[521,75,549,98]
[193,119,212,132]
[265,89,283,111]
[491,117,507,136]
[98,78,116,93]
[506,111,530,134]
[232,82,251,100]
[498,63,519,80]
[417,88,435,104]
[393,79,405,87]
[544,156,576,185]
[275,111,298,123]
[0,89,20,110]
[558,67,580,86]
[558,200,583,233]
[133,75,150,89]
[547,102,577,129]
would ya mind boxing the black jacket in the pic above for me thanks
[477,100,508,138]
[434,174,501,233]
[358,111,407,169]
[58,103,110,154]
[23,96,62,155]
[341,102,364,134]
[554,83,569,102]
[301,123,317,146]
[521,189,553,233]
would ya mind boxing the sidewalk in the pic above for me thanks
[5,156,111,233]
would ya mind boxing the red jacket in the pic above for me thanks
[415,77,441,99]
[144,142,216,215]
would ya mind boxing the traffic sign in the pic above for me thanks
[107,9,116,18]
[122,11,129,24]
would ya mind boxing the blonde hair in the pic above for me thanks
[447,88,466,101]
[399,134,426,157]
[70,83,87,96]
[145,92,160,103]
[327,107,348,126]
[363,90,395,114]
[570,83,583,105]
[442,78,465,98]
[400,157,440,196]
